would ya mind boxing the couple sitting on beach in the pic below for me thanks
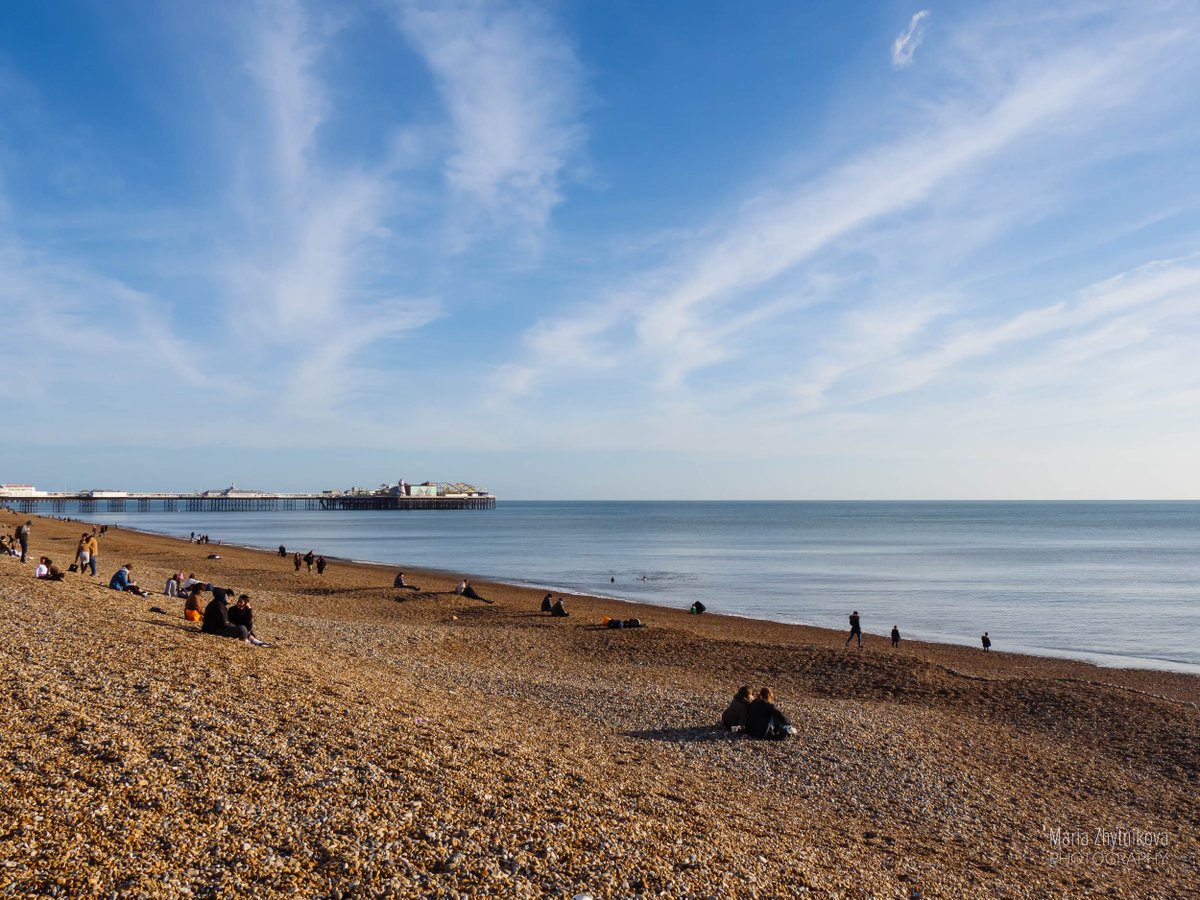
[201,587,270,647]
[540,594,569,617]
[722,686,795,739]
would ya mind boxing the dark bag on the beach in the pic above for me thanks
[68,563,78,572]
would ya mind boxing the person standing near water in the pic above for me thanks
[846,610,862,648]
[981,632,991,651]
[891,625,901,648]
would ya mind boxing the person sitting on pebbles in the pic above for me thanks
[183,583,207,622]
[164,572,185,597]
[228,594,271,647]
[461,580,493,603]
[540,593,553,613]
[201,586,254,644]
[744,687,795,740]
[35,557,66,581]
[394,572,420,591]
[109,563,152,597]
[721,685,754,731]
[551,597,569,617]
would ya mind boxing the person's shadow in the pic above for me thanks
[623,725,737,744]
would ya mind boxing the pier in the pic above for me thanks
[0,488,495,514]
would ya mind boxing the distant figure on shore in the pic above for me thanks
[229,594,271,647]
[293,552,302,572]
[109,563,151,597]
[541,593,553,613]
[454,579,467,595]
[981,631,991,651]
[846,610,862,648]
[303,550,315,573]
[184,584,206,622]
[721,685,754,731]
[394,572,419,591]
[278,545,287,558]
[745,687,795,740]
[610,576,615,583]
[164,572,185,597]
[202,587,251,643]
[16,520,31,563]
[551,598,569,617]
[462,581,492,603]
[690,601,707,614]
[891,625,901,648]
[316,556,326,576]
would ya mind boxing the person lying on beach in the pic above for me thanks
[551,598,569,617]
[164,572,185,597]
[109,564,152,597]
[606,617,643,628]
[201,587,253,643]
[184,584,206,622]
[541,593,553,613]
[461,581,493,603]
[721,685,754,731]
[745,687,795,740]
[228,594,271,647]
[394,572,420,591]
[689,601,707,614]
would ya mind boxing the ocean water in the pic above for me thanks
[81,501,1200,674]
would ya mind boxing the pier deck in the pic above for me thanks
[0,492,495,514]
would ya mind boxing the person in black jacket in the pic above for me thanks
[550,598,569,617]
[202,587,250,642]
[744,687,794,739]
[229,594,270,646]
[540,593,553,613]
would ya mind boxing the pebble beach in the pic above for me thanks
[1,511,1197,898]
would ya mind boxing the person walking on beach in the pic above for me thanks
[315,556,326,576]
[293,552,302,572]
[846,610,863,648]
[981,631,991,651]
[891,625,901,649]
[15,520,31,563]
[303,550,315,573]
[278,545,287,558]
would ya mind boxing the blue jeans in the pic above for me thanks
[89,555,98,576]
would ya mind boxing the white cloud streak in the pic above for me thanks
[394,0,585,240]
[892,10,932,69]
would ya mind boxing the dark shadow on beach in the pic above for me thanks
[623,726,737,744]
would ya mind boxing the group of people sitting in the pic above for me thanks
[721,686,795,739]
[540,593,569,617]
[34,557,66,580]
[200,586,271,647]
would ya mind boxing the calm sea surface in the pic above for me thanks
[83,501,1200,674]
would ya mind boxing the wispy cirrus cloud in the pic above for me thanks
[892,10,932,69]
[393,0,585,244]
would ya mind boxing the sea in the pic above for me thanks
[79,500,1200,675]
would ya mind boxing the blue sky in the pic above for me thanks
[2,0,1199,499]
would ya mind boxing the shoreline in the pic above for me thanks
[64,512,1200,680]
[3,509,1198,896]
